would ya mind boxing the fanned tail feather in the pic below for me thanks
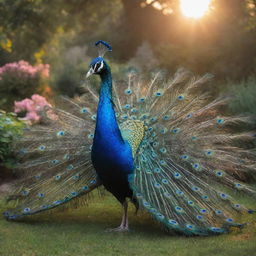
[113,68,256,235]
[4,95,101,220]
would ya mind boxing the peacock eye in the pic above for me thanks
[93,61,104,73]
[95,63,100,70]
[93,62,100,72]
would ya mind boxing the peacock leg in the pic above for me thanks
[121,200,129,230]
[105,200,129,232]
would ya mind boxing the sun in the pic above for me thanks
[180,0,211,19]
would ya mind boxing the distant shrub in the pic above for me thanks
[0,111,25,169]
[128,41,160,72]
[0,61,50,110]
[52,45,90,97]
[228,76,256,116]
[54,63,84,97]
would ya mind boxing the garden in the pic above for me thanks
[0,1,256,256]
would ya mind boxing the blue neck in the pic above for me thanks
[92,63,134,180]
[99,67,113,102]
[94,65,123,143]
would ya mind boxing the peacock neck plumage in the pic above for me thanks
[94,63,123,144]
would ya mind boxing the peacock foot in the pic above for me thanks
[105,201,130,232]
[105,226,130,232]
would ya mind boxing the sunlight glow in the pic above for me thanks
[180,0,211,19]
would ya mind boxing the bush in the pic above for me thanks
[54,62,85,97]
[128,41,160,72]
[0,111,25,169]
[228,76,256,116]
[0,61,50,111]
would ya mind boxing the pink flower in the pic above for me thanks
[25,111,40,122]
[0,60,50,79]
[14,98,34,113]
[31,94,52,109]
[14,94,53,124]
[24,98,36,112]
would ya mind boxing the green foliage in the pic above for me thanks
[0,0,122,64]
[228,76,256,116]
[0,111,24,168]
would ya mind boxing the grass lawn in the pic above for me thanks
[0,191,256,256]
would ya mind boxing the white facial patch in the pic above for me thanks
[93,60,104,73]
[97,60,104,72]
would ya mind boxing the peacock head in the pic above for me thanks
[86,40,112,78]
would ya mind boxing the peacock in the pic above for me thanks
[3,40,256,236]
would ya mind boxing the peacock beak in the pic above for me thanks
[86,67,94,78]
